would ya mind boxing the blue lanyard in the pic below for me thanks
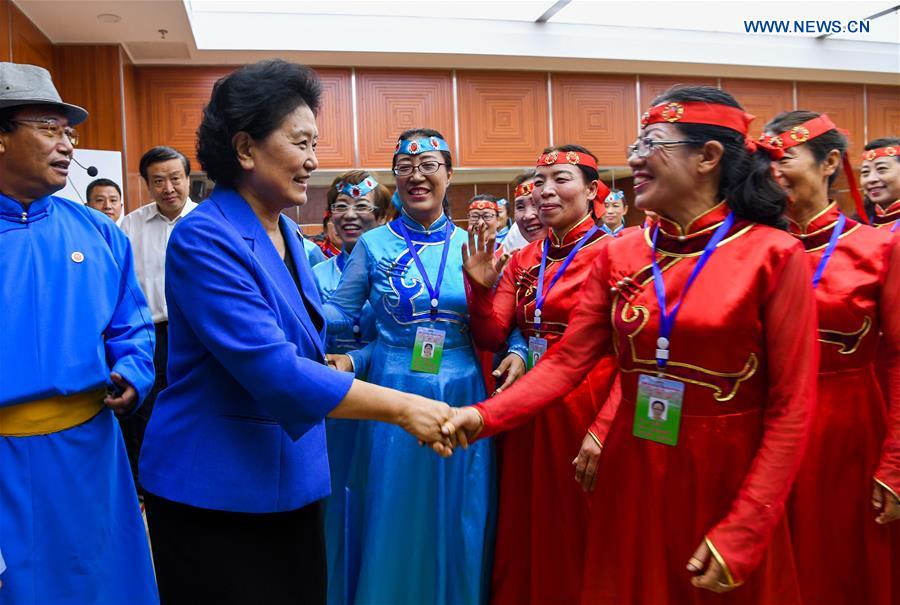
[811,213,845,289]
[651,212,734,369]
[892,219,899,233]
[534,224,600,330]
[398,221,454,318]
[336,251,347,272]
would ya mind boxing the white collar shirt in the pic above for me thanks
[120,199,198,323]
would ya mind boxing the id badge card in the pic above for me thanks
[633,373,685,446]
[411,327,446,373]
[527,336,548,370]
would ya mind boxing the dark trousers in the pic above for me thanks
[119,321,167,494]
[144,492,327,605]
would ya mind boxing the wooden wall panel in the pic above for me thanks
[721,79,794,135]
[10,3,52,73]
[54,45,122,152]
[457,71,549,167]
[356,69,454,168]
[314,69,354,168]
[867,85,900,141]
[0,0,11,62]
[638,76,716,109]
[552,73,637,166]
[796,82,865,158]
[136,66,232,170]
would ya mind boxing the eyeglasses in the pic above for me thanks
[12,118,79,146]
[331,201,376,215]
[626,137,694,158]
[392,160,445,177]
[467,212,498,223]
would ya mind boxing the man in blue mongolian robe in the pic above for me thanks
[0,62,158,604]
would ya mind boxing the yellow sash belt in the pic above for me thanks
[0,389,106,437]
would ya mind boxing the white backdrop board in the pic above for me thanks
[58,149,124,205]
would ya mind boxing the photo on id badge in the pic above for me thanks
[411,326,445,373]
[633,374,684,446]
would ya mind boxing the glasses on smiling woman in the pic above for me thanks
[626,137,694,159]
[331,201,376,215]
[467,212,498,223]
[392,160,446,178]
[11,118,80,146]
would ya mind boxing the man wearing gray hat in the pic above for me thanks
[0,63,158,603]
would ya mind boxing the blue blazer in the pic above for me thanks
[139,187,354,513]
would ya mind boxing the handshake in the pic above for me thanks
[397,396,485,457]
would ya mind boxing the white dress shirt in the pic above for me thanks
[120,199,198,323]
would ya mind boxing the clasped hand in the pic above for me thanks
[400,402,485,457]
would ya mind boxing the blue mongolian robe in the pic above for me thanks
[313,249,377,605]
[0,193,158,604]
[324,210,498,604]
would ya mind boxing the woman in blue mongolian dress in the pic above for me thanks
[313,170,392,604]
[325,128,524,604]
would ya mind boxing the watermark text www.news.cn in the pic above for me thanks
[743,19,871,34]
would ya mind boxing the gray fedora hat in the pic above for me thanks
[0,62,88,125]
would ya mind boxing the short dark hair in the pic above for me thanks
[86,178,121,200]
[652,85,788,229]
[197,60,322,187]
[139,146,191,182]
[327,170,393,221]
[765,110,847,187]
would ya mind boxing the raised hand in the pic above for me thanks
[462,222,509,289]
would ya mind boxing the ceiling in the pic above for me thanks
[14,1,900,83]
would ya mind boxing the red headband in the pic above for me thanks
[759,114,867,224]
[536,149,599,170]
[641,101,755,135]
[468,199,498,212]
[514,181,535,199]
[861,146,898,162]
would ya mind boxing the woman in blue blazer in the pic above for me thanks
[138,60,451,605]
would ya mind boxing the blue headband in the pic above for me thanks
[606,190,625,203]
[496,198,508,207]
[393,136,450,156]
[336,176,379,199]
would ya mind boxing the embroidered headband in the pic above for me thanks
[759,114,867,224]
[394,136,451,156]
[861,145,898,162]
[514,181,535,199]
[335,176,379,199]
[536,149,599,170]
[640,101,786,158]
[641,101,754,135]
[468,199,499,212]
[605,190,625,204]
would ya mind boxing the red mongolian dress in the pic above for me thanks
[467,215,619,605]
[873,199,900,232]
[474,203,819,604]
[785,203,900,605]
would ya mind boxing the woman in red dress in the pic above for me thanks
[463,145,617,604]
[442,86,819,604]
[761,112,900,604]
[860,137,900,232]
